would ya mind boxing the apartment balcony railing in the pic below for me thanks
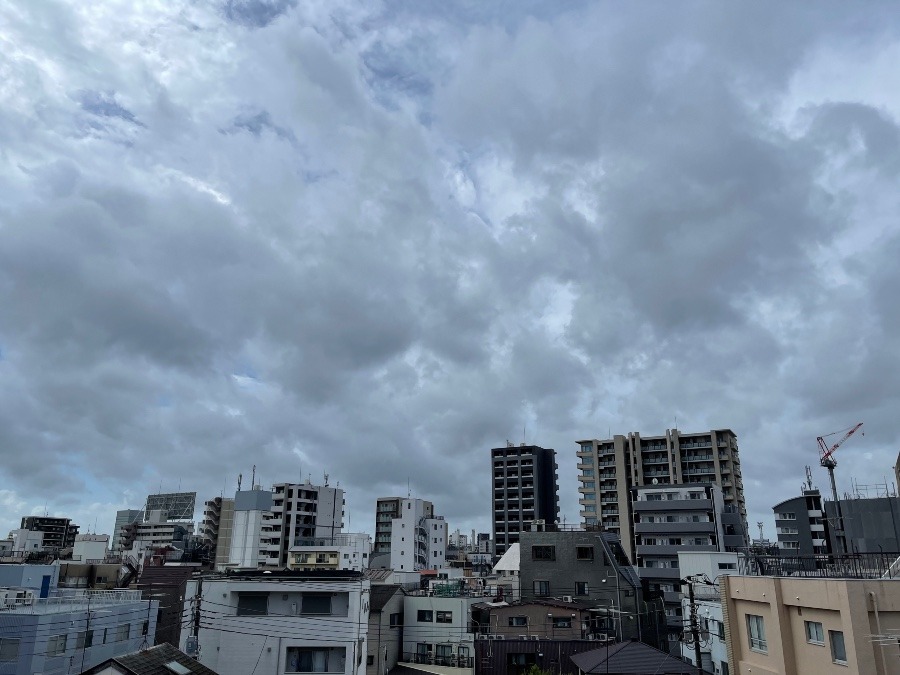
[403,653,475,668]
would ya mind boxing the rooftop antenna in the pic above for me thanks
[407,477,411,498]
[251,465,256,488]
[805,465,813,491]
[237,473,242,492]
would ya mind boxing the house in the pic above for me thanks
[569,640,698,674]
[366,585,404,675]
[402,591,480,669]
[180,569,370,675]
[81,643,219,674]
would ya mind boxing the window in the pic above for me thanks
[436,644,452,659]
[777,512,796,520]
[532,546,555,561]
[533,580,550,597]
[805,621,824,644]
[0,638,19,662]
[367,655,375,666]
[576,545,594,561]
[390,613,402,627]
[583,482,595,489]
[552,617,571,628]
[830,630,847,664]
[418,610,434,622]
[76,630,94,649]
[747,615,767,653]
[436,611,452,623]
[286,647,344,673]
[115,623,131,642]
[717,621,725,640]
[718,562,736,570]
[237,593,269,616]
[301,594,332,615]
[48,634,68,656]
[509,616,528,627]
[575,582,589,596]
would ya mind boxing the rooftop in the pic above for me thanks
[1,588,145,614]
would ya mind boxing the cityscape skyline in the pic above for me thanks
[3,1,900,563]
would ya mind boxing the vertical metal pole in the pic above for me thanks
[686,581,702,674]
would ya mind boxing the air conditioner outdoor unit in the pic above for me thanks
[529,635,540,641]
[591,633,608,641]
[518,635,529,640]
[476,635,490,641]
[562,595,574,603]
[491,635,505,641]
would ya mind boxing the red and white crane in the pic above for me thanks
[817,422,864,554]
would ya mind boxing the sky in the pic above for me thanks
[2,0,900,544]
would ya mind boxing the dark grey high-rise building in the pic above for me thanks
[491,443,559,557]
[20,516,79,550]
[825,496,900,553]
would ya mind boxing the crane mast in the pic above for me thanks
[817,422,863,554]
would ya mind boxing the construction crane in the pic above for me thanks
[817,422,864,554]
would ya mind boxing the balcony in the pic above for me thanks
[634,521,715,534]
[633,499,712,511]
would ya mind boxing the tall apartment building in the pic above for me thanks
[202,496,236,569]
[576,429,747,560]
[111,509,142,553]
[228,481,345,569]
[19,516,79,550]
[374,497,447,571]
[491,444,560,557]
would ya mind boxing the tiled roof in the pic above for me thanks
[569,640,697,674]
[85,644,220,675]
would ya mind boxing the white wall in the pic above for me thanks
[402,596,478,664]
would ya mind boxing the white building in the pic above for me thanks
[402,594,478,670]
[289,533,372,571]
[228,482,346,569]
[74,534,110,563]
[0,566,157,675]
[491,543,520,602]
[182,570,370,675]
[677,550,739,675]
[122,510,193,568]
[375,498,447,572]
[10,529,44,553]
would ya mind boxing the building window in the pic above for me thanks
[552,617,571,628]
[509,616,528,627]
[47,634,67,656]
[532,546,555,561]
[367,655,375,666]
[286,647,344,673]
[0,638,19,662]
[576,545,594,561]
[805,621,824,645]
[777,512,796,520]
[830,630,847,664]
[301,594,332,615]
[418,610,434,622]
[436,611,453,623]
[237,593,269,616]
[718,562,736,570]
[390,613,402,627]
[115,623,131,642]
[533,580,550,597]
[747,615,767,653]
[76,630,94,649]
[575,582,589,596]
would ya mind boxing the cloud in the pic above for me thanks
[1,1,900,544]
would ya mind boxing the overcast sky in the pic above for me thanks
[2,1,900,544]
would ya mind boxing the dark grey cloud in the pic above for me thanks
[1,0,900,542]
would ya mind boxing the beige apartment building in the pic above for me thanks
[722,574,900,675]
[576,428,747,560]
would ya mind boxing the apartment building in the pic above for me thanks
[723,571,900,675]
[288,533,372,571]
[374,498,447,571]
[576,429,747,560]
[228,481,345,569]
[491,444,560,557]
[181,570,371,675]
[402,593,479,668]
[19,515,79,550]
[201,496,235,570]
[0,567,158,675]
[773,487,831,555]
[112,510,142,553]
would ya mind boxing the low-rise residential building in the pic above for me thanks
[492,543,521,602]
[74,534,111,562]
[289,533,372,571]
[723,556,900,675]
[517,525,649,644]
[82,643,220,675]
[181,570,370,675]
[365,585,403,675]
[0,569,158,675]
[678,551,739,675]
[9,528,43,554]
[471,598,599,640]
[402,593,479,669]
[473,638,611,675]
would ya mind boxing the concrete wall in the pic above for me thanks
[366,588,403,675]
[402,596,477,662]
[723,575,900,675]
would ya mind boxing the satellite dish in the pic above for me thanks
[652,478,659,485]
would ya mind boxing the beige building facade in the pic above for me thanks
[722,575,900,675]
